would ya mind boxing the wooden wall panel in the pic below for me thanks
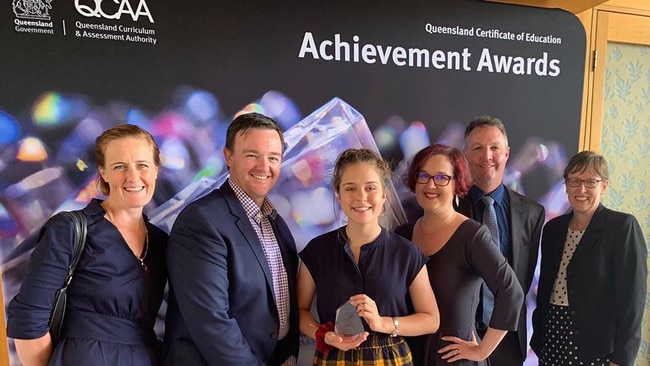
[488,0,609,14]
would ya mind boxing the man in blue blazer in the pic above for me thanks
[456,116,545,365]
[163,113,299,365]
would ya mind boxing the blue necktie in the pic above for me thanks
[481,195,500,325]
[481,196,500,249]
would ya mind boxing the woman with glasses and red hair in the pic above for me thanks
[531,151,647,366]
[395,144,523,366]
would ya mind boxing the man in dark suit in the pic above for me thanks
[163,113,299,365]
[457,116,545,365]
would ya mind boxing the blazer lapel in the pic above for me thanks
[270,217,296,277]
[222,183,275,295]
[508,191,525,271]
[545,214,571,282]
[455,195,474,218]
[571,205,606,261]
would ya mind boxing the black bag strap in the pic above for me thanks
[60,210,87,287]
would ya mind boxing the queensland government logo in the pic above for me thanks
[12,0,52,20]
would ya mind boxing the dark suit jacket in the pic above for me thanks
[531,204,647,366]
[456,187,545,361]
[162,183,300,366]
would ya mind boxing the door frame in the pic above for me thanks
[579,2,650,151]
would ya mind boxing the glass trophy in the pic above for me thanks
[334,300,364,338]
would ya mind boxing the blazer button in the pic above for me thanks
[270,332,278,339]
[570,311,576,316]
[574,330,580,336]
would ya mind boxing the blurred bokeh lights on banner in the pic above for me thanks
[0,112,21,145]
[147,97,406,251]
[0,86,572,265]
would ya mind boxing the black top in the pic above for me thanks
[300,227,428,332]
[395,219,523,366]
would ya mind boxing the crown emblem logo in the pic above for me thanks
[13,0,52,20]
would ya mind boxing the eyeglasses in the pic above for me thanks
[565,178,603,188]
[416,172,453,186]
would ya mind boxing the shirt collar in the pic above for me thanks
[470,183,506,206]
[228,178,276,220]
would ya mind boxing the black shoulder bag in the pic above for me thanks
[48,210,87,346]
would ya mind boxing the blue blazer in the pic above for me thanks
[456,187,545,360]
[531,204,647,366]
[162,182,299,366]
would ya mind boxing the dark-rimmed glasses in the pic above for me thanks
[565,178,602,188]
[416,172,453,186]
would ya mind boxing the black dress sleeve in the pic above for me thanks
[467,224,524,331]
[7,213,80,339]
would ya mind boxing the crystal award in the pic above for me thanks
[334,300,364,337]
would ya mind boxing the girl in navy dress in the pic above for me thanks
[297,148,440,366]
[7,124,167,365]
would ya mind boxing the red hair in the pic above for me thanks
[404,144,472,197]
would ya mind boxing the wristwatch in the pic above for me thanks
[389,317,399,337]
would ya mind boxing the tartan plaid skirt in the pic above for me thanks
[313,334,412,366]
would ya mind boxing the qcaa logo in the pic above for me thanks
[74,0,154,23]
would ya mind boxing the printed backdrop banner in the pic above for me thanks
[1,0,584,363]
